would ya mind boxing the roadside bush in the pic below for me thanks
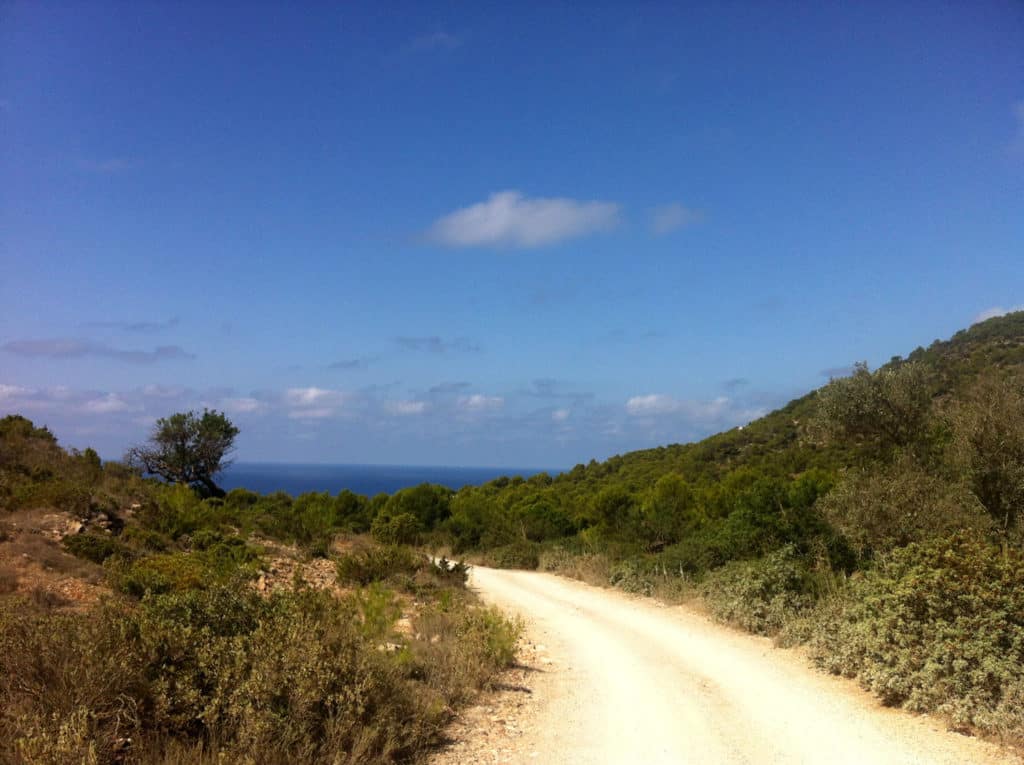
[409,600,522,704]
[0,586,444,764]
[609,557,656,596]
[480,541,540,570]
[816,459,991,558]
[701,545,815,635]
[336,545,424,586]
[809,534,1024,739]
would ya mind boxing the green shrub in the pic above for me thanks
[119,525,170,552]
[701,545,816,635]
[61,533,127,565]
[481,541,540,570]
[0,570,523,764]
[609,557,656,595]
[105,550,250,597]
[809,534,1024,739]
[336,545,424,585]
[371,510,422,545]
[817,459,991,558]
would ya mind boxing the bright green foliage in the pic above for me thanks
[381,483,452,529]
[636,474,702,550]
[371,509,422,545]
[809,535,1024,737]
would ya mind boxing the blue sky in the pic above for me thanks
[2,2,1022,467]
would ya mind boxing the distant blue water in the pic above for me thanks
[219,462,560,497]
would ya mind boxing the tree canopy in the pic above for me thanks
[127,409,238,497]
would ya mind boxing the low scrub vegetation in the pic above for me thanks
[0,416,521,764]
[810,534,1024,741]
[3,312,1024,750]
[0,581,520,764]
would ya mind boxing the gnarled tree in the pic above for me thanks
[127,409,238,497]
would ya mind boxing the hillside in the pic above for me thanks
[537,310,1024,494]
[2,312,1023,757]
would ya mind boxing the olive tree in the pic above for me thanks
[948,372,1024,539]
[810,361,932,458]
[127,409,238,497]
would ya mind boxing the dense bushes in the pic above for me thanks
[336,545,424,585]
[0,581,521,764]
[809,535,1024,739]
[62,533,126,564]
[701,545,816,635]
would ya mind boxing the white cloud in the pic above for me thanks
[220,397,264,414]
[974,305,1024,324]
[285,387,347,419]
[142,384,187,399]
[551,408,570,422]
[285,387,337,406]
[458,394,504,412]
[626,394,732,420]
[0,384,32,400]
[428,190,621,248]
[82,394,131,414]
[650,203,703,235]
[386,400,428,416]
[626,393,680,415]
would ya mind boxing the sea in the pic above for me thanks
[219,462,560,498]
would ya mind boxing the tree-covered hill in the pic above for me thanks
[536,310,1024,496]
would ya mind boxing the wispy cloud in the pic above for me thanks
[284,387,350,420]
[386,400,429,416]
[327,357,371,371]
[973,305,1023,324]
[396,336,480,354]
[82,393,133,414]
[0,383,32,400]
[458,393,504,412]
[722,377,750,391]
[2,338,195,364]
[626,393,731,421]
[76,158,134,173]
[429,381,472,394]
[625,393,766,438]
[650,202,703,235]
[428,190,621,248]
[551,408,570,422]
[85,317,179,333]
[406,31,461,53]
[522,378,594,403]
[219,397,265,414]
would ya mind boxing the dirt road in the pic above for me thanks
[443,566,1017,765]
